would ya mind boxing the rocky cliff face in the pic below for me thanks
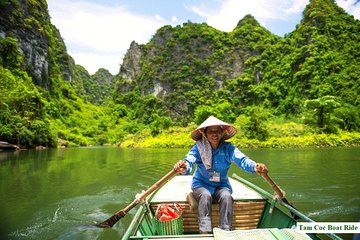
[0,0,115,102]
[116,16,278,120]
[0,0,50,87]
[118,16,278,99]
[117,15,278,119]
[0,0,83,92]
[120,41,143,81]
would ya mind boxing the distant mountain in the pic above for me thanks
[115,0,359,127]
[117,15,279,122]
[84,68,114,105]
[252,0,360,113]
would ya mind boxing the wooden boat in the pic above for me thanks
[121,174,341,240]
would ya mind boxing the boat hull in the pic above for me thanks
[121,175,341,240]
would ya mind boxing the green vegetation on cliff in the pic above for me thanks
[0,0,359,148]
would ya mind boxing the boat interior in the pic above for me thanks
[150,176,268,233]
[124,175,338,240]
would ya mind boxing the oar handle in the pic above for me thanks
[135,168,178,202]
[261,173,284,199]
[260,173,301,220]
[137,160,187,202]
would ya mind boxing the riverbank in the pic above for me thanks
[0,141,20,151]
[120,125,360,148]
[4,122,359,150]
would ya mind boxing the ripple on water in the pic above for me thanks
[308,204,359,220]
[8,187,137,240]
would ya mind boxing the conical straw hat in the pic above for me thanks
[191,116,237,141]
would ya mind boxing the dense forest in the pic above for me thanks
[0,0,359,149]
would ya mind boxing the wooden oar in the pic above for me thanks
[260,173,301,220]
[97,163,184,228]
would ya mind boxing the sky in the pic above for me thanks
[47,0,360,75]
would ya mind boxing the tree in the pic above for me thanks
[194,105,220,125]
[243,106,271,141]
[334,104,359,131]
[149,114,173,135]
[303,96,341,133]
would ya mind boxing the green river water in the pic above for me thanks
[0,147,359,240]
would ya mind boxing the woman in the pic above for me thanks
[174,116,268,234]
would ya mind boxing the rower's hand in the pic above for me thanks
[174,160,187,174]
[255,163,268,175]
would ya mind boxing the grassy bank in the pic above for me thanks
[120,123,360,148]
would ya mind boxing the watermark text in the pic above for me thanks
[297,222,360,233]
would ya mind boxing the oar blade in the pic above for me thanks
[281,197,301,220]
[97,211,125,228]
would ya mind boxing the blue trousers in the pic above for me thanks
[192,187,233,233]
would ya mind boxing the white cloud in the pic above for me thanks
[190,0,359,33]
[155,14,164,21]
[74,52,121,74]
[336,0,360,19]
[286,0,310,14]
[171,16,179,23]
[187,5,210,18]
[48,0,167,74]
[190,0,310,32]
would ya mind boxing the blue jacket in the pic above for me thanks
[183,141,256,195]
